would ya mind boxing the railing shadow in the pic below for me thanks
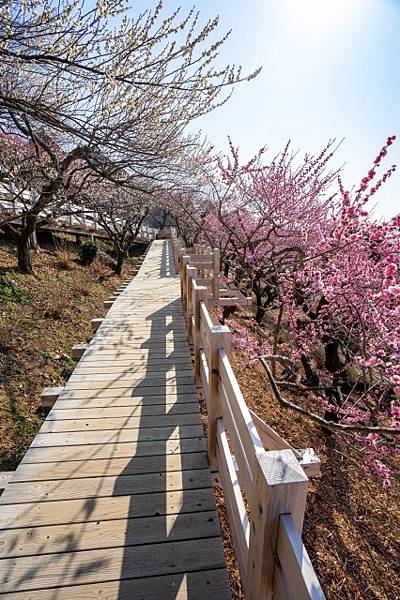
[113,240,218,597]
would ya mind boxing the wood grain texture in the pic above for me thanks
[5,568,231,600]
[38,412,202,433]
[47,402,199,420]
[0,537,226,592]
[276,513,326,600]
[45,394,198,409]
[13,452,208,482]
[0,510,220,558]
[30,424,204,446]
[0,488,216,529]
[21,437,206,463]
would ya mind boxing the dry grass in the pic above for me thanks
[54,237,75,270]
[73,270,92,297]
[0,238,141,471]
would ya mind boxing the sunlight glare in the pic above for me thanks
[285,0,364,31]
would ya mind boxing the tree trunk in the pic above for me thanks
[115,250,125,275]
[271,302,284,377]
[324,340,347,422]
[30,227,40,251]
[17,214,39,273]
[17,238,33,274]
[222,305,236,323]
[301,354,320,387]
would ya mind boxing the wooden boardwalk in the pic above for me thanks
[0,240,231,599]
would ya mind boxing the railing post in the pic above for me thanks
[171,238,179,271]
[213,247,220,304]
[193,284,207,383]
[178,247,185,272]
[186,266,197,342]
[180,255,190,314]
[247,449,309,600]
[207,324,231,471]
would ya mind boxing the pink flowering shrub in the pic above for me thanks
[225,313,271,362]
[200,137,400,486]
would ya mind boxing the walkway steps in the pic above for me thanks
[0,240,231,599]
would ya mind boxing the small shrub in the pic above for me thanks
[0,272,29,303]
[79,240,98,266]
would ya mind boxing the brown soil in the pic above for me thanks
[0,238,141,471]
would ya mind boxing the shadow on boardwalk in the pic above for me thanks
[113,241,227,598]
[0,240,229,599]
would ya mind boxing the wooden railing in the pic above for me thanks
[171,236,326,600]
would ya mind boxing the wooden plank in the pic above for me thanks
[0,472,13,491]
[62,380,195,392]
[0,510,220,558]
[73,362,193,374]
[4,568,231,600]
[219,383,254,500]
[75,356,192,374]
[21,437,206,464]
[13,452,208,482]
[40,387,64,407]
[276,513,326,599]
[90,339,189,347]
[38,413,202,433]
[48,404,199,419]
[87,342,191,350]
[66,369,194,385]
[96,326,186,330]
[0,488,216,529]
[71,343,88,359]
[49,395,198,409]
[58,386,196,399]
[30,424,204,447]
[92,333,188,342]
[249,408,294,453]
[95,322,187,329]
[99,313,185,319]
[91,317,103,331]
[216,420,249,589]
[0,468,212,504]
[0,537,226,592]
[104,305,184,311]
[219,349,264,491]
[80,349,191,360]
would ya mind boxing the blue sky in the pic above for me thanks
[133,0,400,219]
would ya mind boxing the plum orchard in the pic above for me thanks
[169,137,399,486]
[0,0,258,272]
